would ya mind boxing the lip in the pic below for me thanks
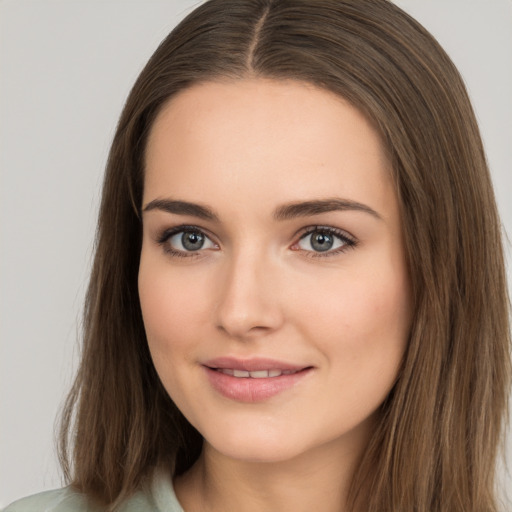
[203,357,313,403]
[204,356,307,372]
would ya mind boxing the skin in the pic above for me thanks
[139,78,411,512]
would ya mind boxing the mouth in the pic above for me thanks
[203,357,313,402]
[203,356,309,373]
[210,368,305,378]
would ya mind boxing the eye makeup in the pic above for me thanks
[154,223,358,260]
[155,224,219,259]
[292,225,357,258]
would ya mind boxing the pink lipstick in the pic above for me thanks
[203,357,313,402]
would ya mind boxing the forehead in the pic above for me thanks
[143,79,395,222]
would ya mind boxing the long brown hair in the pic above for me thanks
[59,0,511,510]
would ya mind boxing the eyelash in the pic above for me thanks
[156,225,214,259]
[295,226,357,258]
[155,224,357,259]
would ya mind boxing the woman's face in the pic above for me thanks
[139,79,411,463]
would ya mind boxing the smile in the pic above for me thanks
[214,368,301,378]
[203,357,313,402]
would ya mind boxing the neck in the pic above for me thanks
[174,422,372,512]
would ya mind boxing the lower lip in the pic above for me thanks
[204,366,312,403]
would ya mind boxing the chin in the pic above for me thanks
[202,420,316,464]
[212,438,302,464]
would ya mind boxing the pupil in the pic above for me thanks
[182,231,204,251]
[311,232,333,252]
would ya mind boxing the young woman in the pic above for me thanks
[5,0,510,511]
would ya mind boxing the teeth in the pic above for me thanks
[250,370,274,378]
[216,368,300,378]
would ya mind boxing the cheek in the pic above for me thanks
[298,268,409,338]
[138,258,208,369]
[310,276,409,430]
[138,264,212,418]
[292,257,411,390]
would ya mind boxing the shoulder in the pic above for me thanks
[2,472,183,512]
[2,487,95,512]
[2,488,155,512]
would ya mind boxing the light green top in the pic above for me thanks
[2,472,184,512]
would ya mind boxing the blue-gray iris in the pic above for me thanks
[182,231,204,251]
[311,232,334,252]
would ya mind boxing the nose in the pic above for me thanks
[214,250,284,340]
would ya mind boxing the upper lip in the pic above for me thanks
[203,357,310,372]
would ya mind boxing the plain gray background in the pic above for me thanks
[1,0,511,507]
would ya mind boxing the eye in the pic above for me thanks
[294,227,356,257]
[157,226,218,257]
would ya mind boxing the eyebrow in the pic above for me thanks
[142,197,382,222]
[143,199,219,221]
[273,198,382,221]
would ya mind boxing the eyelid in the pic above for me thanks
[154,224,358,259]
[295,225,356,243]
[156,224,216,243]
[292,225,358,258]
[155,224,219,258]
